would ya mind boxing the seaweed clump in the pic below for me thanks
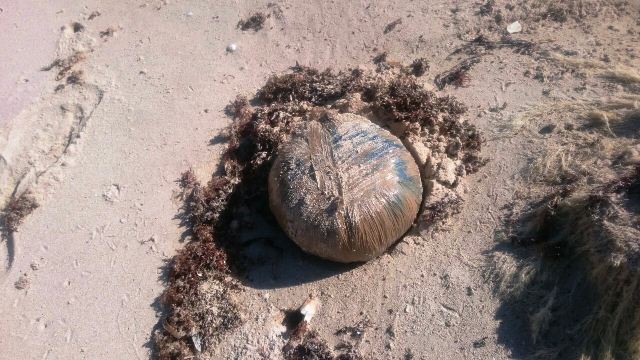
[1,192,39,233]
[474,0,630,25]
[237,12,267,32]
[284,330,365,360]
[155,63,484,358]
[434,57,479,90]
[284,331,334,360]
[154,171,242,359]
[405,58,430,77]
[41,51,87,81]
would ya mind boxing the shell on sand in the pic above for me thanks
[268,113,423,263]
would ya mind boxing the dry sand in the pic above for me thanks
[1,1,638,359]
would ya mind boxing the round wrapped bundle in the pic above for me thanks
[268,113,423,263]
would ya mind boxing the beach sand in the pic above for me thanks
[1,1,638,359]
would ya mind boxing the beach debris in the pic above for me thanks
[30,260,41,271]
[372,52,401,71]
[383,18,402,34]
[372,52,388,65]
[478,0,496,16]
[451,35,536,56]
[99,26,117,40]
[404,348,415,359]
[434,57,480,89]
[41,51,87,81]
[335,319,372,342]
[162,320,185,339]
[226,43,238,53]
[286,296,321,337]
[300,296,321,323]
[191,333,202,353]
[473,336,488,348]
[87,11,101,20]
[2,192,39,233]
[66,70,84,85]
[405,58,430,77]
[14,273,30,290]
[283,299,366,360]
[281,296,321,356]
[538,124,556,134]
[102,184,121,203]
[269,114,423,263]
[237,12,267,31]
[284,331,334,360]
[72,22,85,33]
[507,21,522,34]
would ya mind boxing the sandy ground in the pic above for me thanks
[1,1,638,359]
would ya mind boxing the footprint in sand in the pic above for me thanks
[0,22,105,279]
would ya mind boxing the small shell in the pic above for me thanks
[507,21,522,34]
[300,297,321,323]
[269,113,423,263]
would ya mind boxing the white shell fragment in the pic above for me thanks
[226,43,238,53]
[299,297,321,323]
[269,113,423,263]
[507,21,522,34]
[191,333,202,353]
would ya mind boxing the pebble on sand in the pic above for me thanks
[226,43,238,53]
[507,21,522,34]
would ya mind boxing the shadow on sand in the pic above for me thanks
[233,211,359,289]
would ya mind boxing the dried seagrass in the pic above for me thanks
[268,113,423,263]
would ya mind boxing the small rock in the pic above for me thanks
[226,43,238,53]
[507,21,522,34]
